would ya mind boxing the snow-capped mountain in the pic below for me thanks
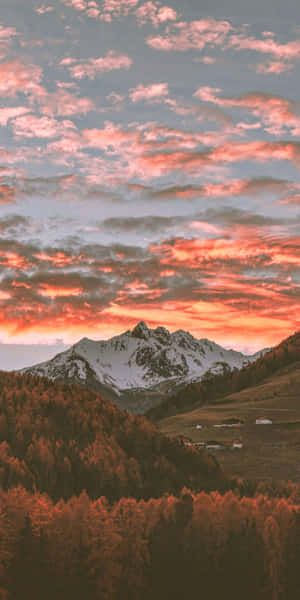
[20,321,267,413]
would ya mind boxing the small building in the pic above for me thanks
[193,441,206,447]
[232,440,244,449]
[195,424,202,430]
[256,417,272,425]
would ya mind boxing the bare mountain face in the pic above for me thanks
[20,321,266,413]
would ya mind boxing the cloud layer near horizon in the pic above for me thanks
[0,0,299,360]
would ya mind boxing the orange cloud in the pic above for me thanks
[38,284,83,298]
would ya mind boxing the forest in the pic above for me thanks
[2,485,300,599]
[1,370,300,599]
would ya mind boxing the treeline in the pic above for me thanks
[0,371,225,502]
[1,485,300,599]
[148,330,300,420]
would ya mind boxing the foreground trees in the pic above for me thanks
[0,486,299,600]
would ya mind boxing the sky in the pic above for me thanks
[0,0,299,367]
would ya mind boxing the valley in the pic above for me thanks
[158,360,300,484]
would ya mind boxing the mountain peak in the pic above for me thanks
[20,322,269,414]
[131,321,150,340]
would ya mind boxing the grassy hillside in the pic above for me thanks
[157,359,300,484]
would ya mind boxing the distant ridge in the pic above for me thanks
[147,330,300,421]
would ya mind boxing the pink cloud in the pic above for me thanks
[62,0,88,10]
[12,114,77,139]
[256,60,293,74]
[0,60,43,98]
[0,24,17,43]
[135,140,300,178]
[147,18,233,51]
[135,2,177,27]
[228,33,300,61]
[0,107,30,126]
[194,88,300,137]
[194,56,216,64]
[38,88,95,116]
[35,5,54,13]
[210,141,300,166]
[0,23,17,58]
[194,86,221,103]
[60,57,76,66]
[130,82,169,102]
[279,194,300,205]
[100,0,139,21]
[61,0,102,18]
[188,221,222,234]
[82,122,142,151]
[64,51,132,79]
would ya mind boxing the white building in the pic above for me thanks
[195,424,202,430]
[232,440,244,449]
[256,417,272,425]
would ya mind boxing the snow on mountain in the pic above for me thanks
[20,321,267,413]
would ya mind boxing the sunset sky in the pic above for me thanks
[0,0,299,367]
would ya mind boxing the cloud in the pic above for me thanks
[135,2,178,27]
[43,115,300,185]
[279,194,300,206]
[12,114,77,139]
[0,24,18,58]
[0,106,30,126]
[100,214,179,233]
[194,88,300,136]
[146,19,300,73]
[0,232,297,348]
[228,32,300,61]
[0,184,16,204]
[0,24,17,42]
[37,88,96,116]
[35,5,54,14]
[0,216,29,233]
[149,178,298,201]
[147,18,233,51]
[129,82,169,102]
[61,50,132,79]
[0,60,43,98]
[256,61,293,74]
[100,0,139,21]
[62,0,89,10]
[133,141,297,178]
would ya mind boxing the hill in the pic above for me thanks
[148,330,300,421]
[20,321,265,414]
[0,370,226,502]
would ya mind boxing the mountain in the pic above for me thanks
[20,321,265,413]
[147,330,300,421]
[0,370,226,501]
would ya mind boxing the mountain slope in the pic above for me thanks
[0,370,226,501]
[147,330,300,421]
[20,321,265,413]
